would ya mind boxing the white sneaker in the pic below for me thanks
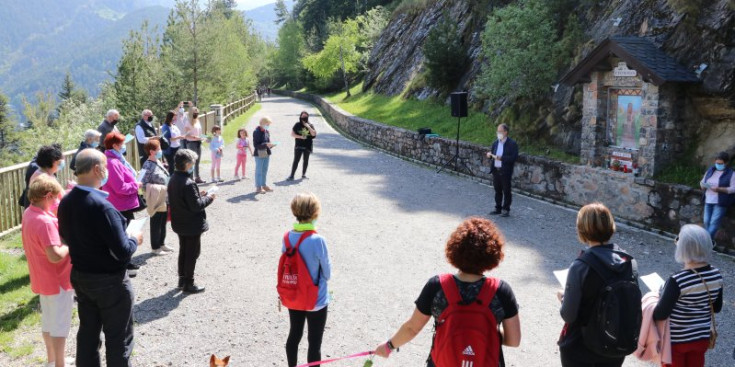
[152,248,169,256]
[234,175,240,181]
[160,245,175,252]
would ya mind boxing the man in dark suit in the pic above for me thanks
[487,124,519,217]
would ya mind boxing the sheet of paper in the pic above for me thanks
[124,134,135,144]
[136,169,147,182]
[206,186,219,195]
[553,269,569,287]
[125,217,148,236]
[640,272,665,292]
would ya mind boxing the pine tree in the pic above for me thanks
[58,71,75,102]
[423,12,468,93]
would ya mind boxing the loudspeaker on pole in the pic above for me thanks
[450,92,468,118]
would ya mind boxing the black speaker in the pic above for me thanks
[450,92,468,117]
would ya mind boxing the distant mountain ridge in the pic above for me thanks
[0,0,174,115]
[244,0,294,42]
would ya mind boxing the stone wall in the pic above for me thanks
[279,90,735,253]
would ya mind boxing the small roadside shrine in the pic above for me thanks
[561,36,700,178]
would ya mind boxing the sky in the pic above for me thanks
[235,0,276,10]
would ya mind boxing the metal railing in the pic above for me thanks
[0,93,256,236]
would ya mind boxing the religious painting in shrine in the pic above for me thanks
[607,89,642,150]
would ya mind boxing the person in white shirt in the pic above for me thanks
[184,107,206,183]
[700,151,735,244]
[486,124,519,217]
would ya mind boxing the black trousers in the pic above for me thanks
[120,210,135,222]
[187,141,202,179]
[164,147,179,175]
[560,348,623,367]
[177,234,201,282]
[286,306,328,367]
[71,269,134,367]
[290,148,311,177]
[149,211,167,250]
[492,170,513,211]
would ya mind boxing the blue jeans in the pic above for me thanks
[703,203,727,240]
[71,269,135,367]
[255,156,270,188]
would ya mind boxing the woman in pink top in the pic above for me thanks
[22,175,74,367]
[29,145,67,215]
[101,131,143,221]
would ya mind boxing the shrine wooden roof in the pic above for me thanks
[560,36,700,86]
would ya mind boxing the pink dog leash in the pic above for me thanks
[294,351,374,367]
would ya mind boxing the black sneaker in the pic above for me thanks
[286,176,295,181]
[183,283,205,294]
[127,263,140,270]
[489,210,502,215]
[501,210,510,217]
[301,175,309,180]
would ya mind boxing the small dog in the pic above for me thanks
[210,354,230,367]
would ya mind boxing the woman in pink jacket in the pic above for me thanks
[102,131,143,221]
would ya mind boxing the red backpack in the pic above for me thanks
[277,231,319,311]
[430,274,501,367]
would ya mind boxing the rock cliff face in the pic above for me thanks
[364,0,734,161]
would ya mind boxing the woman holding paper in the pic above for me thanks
[699,151,735,243]
[102,132,143,221]
[557,203,639,367]
[253,117,276,194]
[141,139,174,255]
[653,225,723,367]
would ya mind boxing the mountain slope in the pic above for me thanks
[244,0,294,42]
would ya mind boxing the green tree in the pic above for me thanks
[302,18,362,93]
[479,0,559,102]
[275,0,290,25]
[270,19,306,88]
[0,92,18,165]
[57,71,89,116]
[423,11,468,93]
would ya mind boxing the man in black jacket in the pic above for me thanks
[168,149,215,293]
[486,124,519,217]
[58,149,142,366]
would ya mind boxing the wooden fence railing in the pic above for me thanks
[0,93,256,236]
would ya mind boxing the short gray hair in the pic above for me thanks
[106,109,120,119]
[174,149,198,171]
[75,149,106,175]
[498,123,509,133]
[84,129,101,141]
[675,224,712,264]
[141,109,153,118]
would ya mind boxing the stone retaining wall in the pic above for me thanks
[279,90,735,253]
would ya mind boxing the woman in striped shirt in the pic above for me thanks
[653,224,723,367]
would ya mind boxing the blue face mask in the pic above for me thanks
[715,163,726,171]
[120,146,127,155]
[100,167,109,187]
[91,141,100,148]
[57,160,66,171]
[155,150,163,159]
[264,125,270,131]
[187,166,195,175]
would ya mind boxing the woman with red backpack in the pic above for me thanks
[278,193,332,367]
[373,217,521,366]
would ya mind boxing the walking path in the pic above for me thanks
[8,95,734,366]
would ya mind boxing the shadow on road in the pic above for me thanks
[134,288,188,324]
[226,192,260,203]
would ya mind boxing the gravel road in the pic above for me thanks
[4,95,733,366]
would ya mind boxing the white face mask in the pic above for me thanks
[497,133,505,141]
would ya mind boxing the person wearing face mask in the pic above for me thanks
[486,124,519,217]
[102,132,144,222]
[71,129,102,172]
[168,149,215,293]
[57,149,142,367]
[253,117,276,194]
[700,151,735,243]
[97,109,121,151]
[135,109,160,167]
[29,144,67,215]
[141,139,174,256]
[174,101,191,150]
[288,111,317,181]
[163,111,185,174]
[184,106,206,183]
[22,176,74,367]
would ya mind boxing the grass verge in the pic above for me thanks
[0,232,39,358]
[654,163,703,188]
[322,84,578,164]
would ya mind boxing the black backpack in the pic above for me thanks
[579,249,642,358]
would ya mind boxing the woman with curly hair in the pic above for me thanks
[373,217,521,366]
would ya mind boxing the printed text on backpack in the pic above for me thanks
[277,231,319,311]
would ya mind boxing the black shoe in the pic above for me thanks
[286,176,294,181]
[177,278,184,289]
[489,210,502,215]
[183,282,205,294]
[128,270,137,278]
[501,210,510,217]
[301,175,308,180]
[127,263,140,270]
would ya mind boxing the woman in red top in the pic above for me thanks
[22,175,74,367]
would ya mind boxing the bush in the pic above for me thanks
[423,11,468,93]
[478,0,559,102]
